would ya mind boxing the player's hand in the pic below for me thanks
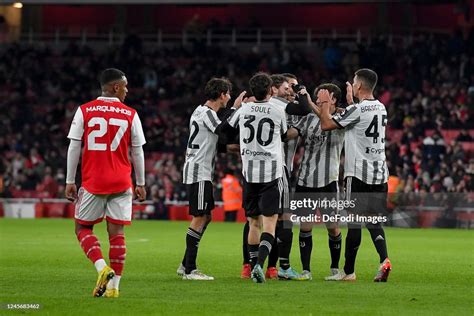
[346,81,354,105]
[319,89,336,105]
[135,185,146,202]
[226,144,240,154]
[298,88,308,96]
[65,184,77,202]
[335,107,345,113]
[233,91,247,109]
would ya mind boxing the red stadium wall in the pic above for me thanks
[40,3,463,31]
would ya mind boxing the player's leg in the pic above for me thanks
[266,221,279,279]
[242,179,260,271]
[299,221,313,277]
[326,224,342,276]
[74,187,112,297]
[182,181,214,280]
[248,216,261,270]
[368,182,391,282]
[252,213,278,283]
[251,178,282,283]
[276,168,293,272]
[104,188,133,297]
[105,222,125,298]
[326,178,357,281]
[325,181,342,276]
[241,220,251,279]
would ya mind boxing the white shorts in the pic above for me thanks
[75,187,133,225]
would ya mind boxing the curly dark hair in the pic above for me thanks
[204,77,232,101]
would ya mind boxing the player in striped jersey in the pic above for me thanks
[293,83,345,280]
[319,69,392,282]
[178,78,246,280]
[282,73,304,173]
[240,74,311,280]
[268,74,310,280]
[227,72,298,283]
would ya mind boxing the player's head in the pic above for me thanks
[100,68,128,102]
[282,73,298,102]
[353,68,378,98]
[270,74,290,99]
[249,72,272,101]
[205,77,232,108]
[314,83,341,112]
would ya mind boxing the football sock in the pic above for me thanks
[368,225,388,263]
[242,221,250,264]
[77,229,104,272]
[109,234,126,276]
[344,227,362,274]
[94,259,107,274]
[107,275,121,290]
[248,244,259,269]
[328,233,342,269]
[185,227,202,274]
[278,221,293,270]
[267,221,280,268]
[299,230,313,272]
[257,232,274,267]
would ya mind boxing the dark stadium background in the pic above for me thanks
[0,0,472,227]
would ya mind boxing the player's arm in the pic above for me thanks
[131,113,147,202]
[285,89,312,116]
[279,113,290,142]
[65,108,84,202]
[65,139,81,201]
[320,89,360,131]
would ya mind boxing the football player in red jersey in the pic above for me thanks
[65,68,146,298]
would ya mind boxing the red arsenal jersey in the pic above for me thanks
[67,97,146,194]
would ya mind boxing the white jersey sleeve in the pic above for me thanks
[67,108,84,141]
[332,104,361,128]
[227,107,241,128]
[131,112,146,147]
[202,109,222,133]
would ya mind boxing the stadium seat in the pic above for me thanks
[460,142,474,153]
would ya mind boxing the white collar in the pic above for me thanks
[97,96,120,102]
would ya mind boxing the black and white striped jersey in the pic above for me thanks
[284,114,303,173]
[228,101,288,183]
[332,99,389,185]
[183,105,221,184]
[296,113,344,188]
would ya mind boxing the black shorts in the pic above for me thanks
[243,178,284,218]
[187,181,215,216]
[295,181,339,216]
[345,176,387,214]
[295,181,338,193]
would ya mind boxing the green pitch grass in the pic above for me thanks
[0,219,473,315]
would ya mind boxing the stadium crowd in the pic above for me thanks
[0,31,473,207]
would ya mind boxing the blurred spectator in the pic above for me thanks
[0,31,472,199]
